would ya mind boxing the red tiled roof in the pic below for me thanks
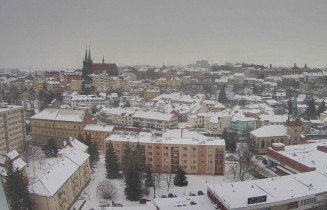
[92,63,118,75]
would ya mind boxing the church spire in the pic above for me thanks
[291,97,298,121]
[88,47,92,62]
[84,47,88,62]
[102,56,104,64]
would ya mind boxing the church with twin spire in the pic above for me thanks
[82,47,118,78]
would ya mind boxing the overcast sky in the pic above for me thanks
[1,0,327,70]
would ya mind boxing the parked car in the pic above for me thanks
[161,195,167,198]
[112,201,123,207]
[197,190,204,195]
[189,191,196,196]
[168,193,174,198]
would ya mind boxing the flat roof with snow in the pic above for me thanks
[208,171,327,209]
[31,108,86,122]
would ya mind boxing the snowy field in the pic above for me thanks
[71,154,231,210]
[25,148,277,210]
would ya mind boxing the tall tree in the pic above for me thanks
[173,166,188,187]
[124,162,143,201]
[105,141,120,179]
[85,134,99,167]
[133,142,146,173]
[287,99,293,116]
[4,161,32,210]
[8,83,21,105]
[43,138,58,158]
[122,143,132,175]
[218,85,227,104]
[305,99,316,120]
[144,166,154,187]
[318,100,326,115]
[230,135,237,153]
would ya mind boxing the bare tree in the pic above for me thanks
[97,180,117,199]
[236,144,253,181]
[228,161,239,180]
[164,174,173,191]
[153,172,164,198]
[34,148,45,170]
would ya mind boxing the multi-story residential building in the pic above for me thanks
[71,94,109,109]
[144,90,161,100]
[133,111,178,129]
[45,80,61,93]
[187,113,211,129]
[105,129,225,175]
[83,124,115,150]
[90,73,113,92]
[31,108,96,145]
[155,77,182,87]
[69,79,83,91]
[112,76,124,90]
[0,149,27,183]
[28,143,90,210]
[0,104,26,154]
[231,113,256,134]
[257,114,288,128]
[99,107,136,126]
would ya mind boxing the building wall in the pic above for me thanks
[106,139,225,175]
[251,135,289,155]
[31,112,96,145]
[83,129,112,150]
[30,159,91,210]
[0,106,26,155]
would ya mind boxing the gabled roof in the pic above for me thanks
[31,108,86,122]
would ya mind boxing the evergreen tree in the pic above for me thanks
[173,166,188,187]
[105,141,120,179]
[222,129,230,152]
[287,99,293,115]
[230,135,237,153]
[122,143,132,175]
[4,161,32,210]
[43,138,58,157]
[133,142,146,173]
[318,100,326,115]
[305,99,316,120]
[218,85,227,104]
[85,134,100,167]
[145,166,154,187]
[78,133,84,142]
[124,162,143,201]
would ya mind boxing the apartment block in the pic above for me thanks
[31,108,96,145]
[0,104,26,155]
[29,146,90,210]
[105,129,225,175]
[133,111,178,129]
[83,124,115,150]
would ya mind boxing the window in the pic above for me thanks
[164,153,169,157]
[182,154,187,158]
[261,140,265,149]
[183,147,187,151]
[191,166,196,170]
[183,160,187,164]
[148,152,152,156]
[191,160,196,164]
[148,146,152,149]
[208,148,213,152]
[208,154,213,158]
[192,147,196,151]
[191,154,196,158]
[164,146,168,150]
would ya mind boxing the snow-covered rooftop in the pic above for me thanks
[268,140,327,173]
[31,108,86,122]
[133,111,175,121]
[250,125,287,138]
[208,171,327,209]
[28,150,89,197]
[106,130,225,146]
[84,124,115,132]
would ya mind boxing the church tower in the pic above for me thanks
[286,97,302,145]
[82,47,93,78]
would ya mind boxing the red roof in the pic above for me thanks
[92,63,118,76]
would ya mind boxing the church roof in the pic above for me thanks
[92,63,118,75]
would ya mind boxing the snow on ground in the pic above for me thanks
[72,154,229,210]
